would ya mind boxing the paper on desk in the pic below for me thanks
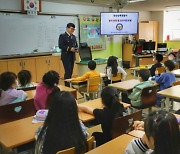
[32,116,44,124]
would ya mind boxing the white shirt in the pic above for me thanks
[106,66,127,80]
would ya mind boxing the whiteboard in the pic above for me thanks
[0,13,79,56]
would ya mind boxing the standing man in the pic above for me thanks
[58,23,78,87]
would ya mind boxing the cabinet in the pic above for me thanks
[36,56,60,82]
[0,60,8,73]
[8,58,36,82]
[0,54,78,82]
[138,21,159,44]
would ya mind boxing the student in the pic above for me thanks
[154,60,176,106]
[125,110,180,154]
[128,69,154,107]
[71,60,100,96]
[150,54,163,76]
[168,52,177,64]
[0,72,27,106]
[104,56,127,86]
[17,70,34,88]
[78,86,125,146]
[34,70,60,110]
[35,91,88,154]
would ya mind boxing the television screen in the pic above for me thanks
[100,12,139,35]
[142,42,156,51]
[157,43,167,48]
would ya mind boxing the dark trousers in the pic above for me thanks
[62,58,74,87]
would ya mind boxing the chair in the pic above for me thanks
[56,147,75,154]
[111,73,122,84]
[174,64,179,70]
[141,86,157,113]
[56,136,95,154]
[156,66,165,74]
[87,136,96,151]
[0,99,36,124]
[79,43,92,61]
[112,109,142,139]
[82,77,102,101]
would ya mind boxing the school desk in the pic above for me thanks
[78,98,131,123]
[85,134,136,154]
[26,85,77,99]
[172,69,180,78]
[130,65,152,78]
[0,116,42,149]
[108,79,140,91]
[109,79,158,91]
[157,85,180,111]
[128,130,145,138]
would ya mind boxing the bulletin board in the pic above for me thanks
[79,15,106,50]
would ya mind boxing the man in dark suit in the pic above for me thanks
[58,23,78,87]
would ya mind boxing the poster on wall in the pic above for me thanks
[79,15,106,50]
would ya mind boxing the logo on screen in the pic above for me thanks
[116,23,123,31]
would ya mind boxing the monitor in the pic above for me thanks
[100,12,139,35]
[142,42,156,51]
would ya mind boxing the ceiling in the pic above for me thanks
[42,0,180,11]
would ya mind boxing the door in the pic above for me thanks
[48,56,60,73]
[8,59,22,75]
[22,58,37,82]
[0,60,8,73]
[36,57,49,82]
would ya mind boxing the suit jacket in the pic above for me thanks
[58,32,78,61]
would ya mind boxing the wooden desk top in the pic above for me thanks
[108,79,140,91]
[26,85,76,99]
[78,98,131,122]
[86,134,136,154]
[157,85,180,100]
[172,69,180,77]
[128,130,145,138]
[0,117,42,149]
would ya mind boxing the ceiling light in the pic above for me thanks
[128,0,146,3]
[166,5,180,10]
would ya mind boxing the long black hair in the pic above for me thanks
[0,72,17,97]
[106,56,118,77]
[101,86,124,117]
[36,91,87,154]
[144,110,180,154]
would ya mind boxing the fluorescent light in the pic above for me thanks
[166,5,180,10]
[128,0,146,3]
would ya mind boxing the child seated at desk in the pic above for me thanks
[35,90,88,154]
[71,60,100,98]
[154,60,176,106]
[78,86,125,146]
[34,70,60,110]
[0,72,27,106]
[104,56,127,86]
[168,52,177,64]
[125,110,179,154]
[127,69,154,108]
[150,54,163,76]
[17,70,35,89]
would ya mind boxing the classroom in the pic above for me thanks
[0,0,180,154]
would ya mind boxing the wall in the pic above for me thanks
[151,11,164,42]
[0,0,152,59]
